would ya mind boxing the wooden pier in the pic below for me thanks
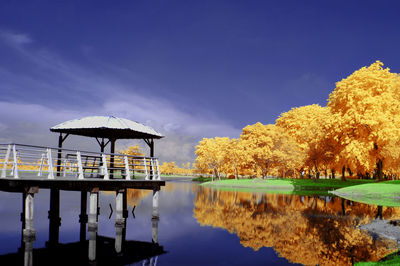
[0,143,165,265]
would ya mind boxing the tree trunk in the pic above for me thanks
[341,166,346,181]
[213,168,219,181]
[347,167,352,178]
[315,171,319,182]
[375,205,383,220]
[376,159,383,181]
[234,167,238,180]
[341,198,346,216]
[314,162,319,182]
[331,169,335,179]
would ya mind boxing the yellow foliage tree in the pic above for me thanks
[240,123,302,179]
[159,161,193,175]
[224,138,246,179]
[118,145,145,157]
[327,61,400,179]
[195,137,231,181]
[276,104,332,179]
[159,161,177,175]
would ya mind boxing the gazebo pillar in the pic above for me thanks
[144,139,155,157]
[96,137,110,153]
[56,133,69,177]
[110,138,116,178]
[150,139,154,158]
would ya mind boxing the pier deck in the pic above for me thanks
[0,177,165,192]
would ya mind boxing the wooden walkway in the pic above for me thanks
[0,143,165,264]
[0,177,165,192]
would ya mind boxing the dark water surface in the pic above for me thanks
[0,181,398,265]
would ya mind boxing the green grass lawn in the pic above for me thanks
[332,182,400,207]
[201,178,374,192]
[192,176,212,182]
[202,178,400,205]
[356,251,400,265]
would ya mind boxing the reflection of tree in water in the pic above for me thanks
[126,189,152,206]
[126,182,195,207]
[193,188,399,266]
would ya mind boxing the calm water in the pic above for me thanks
[0,181,398,265]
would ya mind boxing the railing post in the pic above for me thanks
[12,144,19,179]
[131,158,136,179]
[38,153,45,177]
[62,159,67,177]
[47,148,54,179]
[124,156,131,180]
[150,159,155,180]
[156,159,161,180]
[102,154,109,180]
[76,151,84,179]
[144,158,149,180]
[1,144,11,178]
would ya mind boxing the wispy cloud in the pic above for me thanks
[0,29,240,163]
[0,30,32,48]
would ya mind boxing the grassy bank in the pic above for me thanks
[192,176,212,182]
[356,251,400,265]
[201,178,374,192]
[331,182,400,207]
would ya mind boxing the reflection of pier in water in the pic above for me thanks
[0,184,164,265]
[0,235,165,265]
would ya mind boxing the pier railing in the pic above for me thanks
[0,143,161,180]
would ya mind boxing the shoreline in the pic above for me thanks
[200,178,373,191]
[331,183,400,207]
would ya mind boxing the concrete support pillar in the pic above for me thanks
[152,190,160,244]
[115,190,124,225]
[115,189,126,254]
[23,234,34,266]
[20,192,26,248]
[23,187,38,238]
[88,226,97,262]
[24,194,35,237]
[79,191,88,242]
[88,188,99,262]
[123,191,128,243]
[115,223,123,254]
[88,188,99,229]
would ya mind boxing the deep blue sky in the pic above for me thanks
[1,0,400,162]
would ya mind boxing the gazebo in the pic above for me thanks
[50,115,164,156]
[50,116,164,177]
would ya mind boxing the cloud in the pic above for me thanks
[0,29,241,163]
[0,30,32,48]
[0,97,239,163]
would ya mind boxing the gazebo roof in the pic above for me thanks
[50,116,164,139]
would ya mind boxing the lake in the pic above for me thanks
[0,180,398,265]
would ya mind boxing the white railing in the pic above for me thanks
[0,143,161,181]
